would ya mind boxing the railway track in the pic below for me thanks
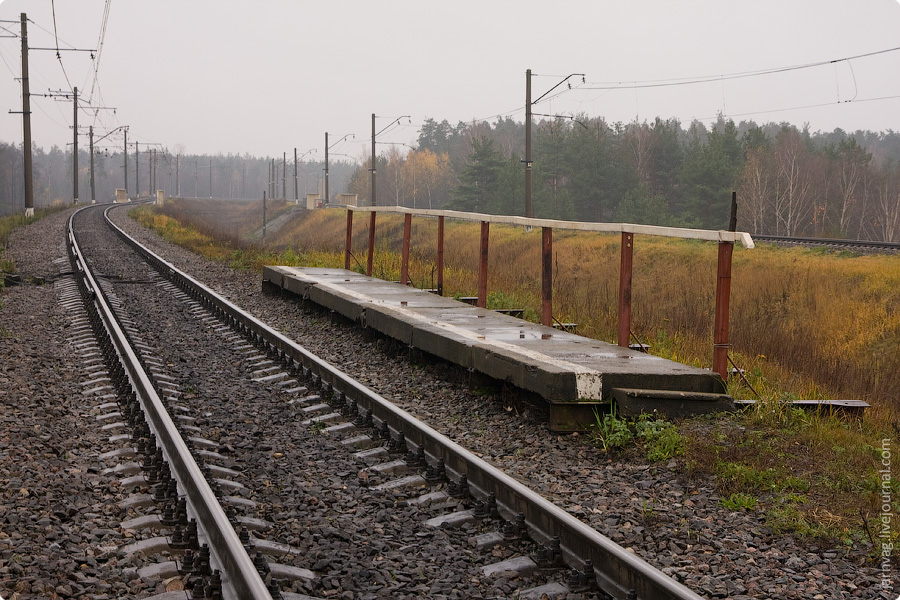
[66,202,705,599]
[752,234,900,253]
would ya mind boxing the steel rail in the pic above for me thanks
[105,206,703,600]
[753,234,900,252]
[68,206,272,600]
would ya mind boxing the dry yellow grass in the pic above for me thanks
[263,206,900,413]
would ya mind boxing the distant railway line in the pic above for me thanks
[752,234,900,253]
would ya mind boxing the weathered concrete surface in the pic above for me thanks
[263,266,731,428]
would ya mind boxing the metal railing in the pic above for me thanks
[342,205,754,380]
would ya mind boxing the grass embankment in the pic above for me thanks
[132,200,898,557]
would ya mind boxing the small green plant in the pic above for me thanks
[720,492,758,510]
[309,420,325,435]
[635,415,684,461]
[588,406,634,452]
[639,499,657,523]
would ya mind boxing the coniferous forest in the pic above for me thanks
[345,116,900,241]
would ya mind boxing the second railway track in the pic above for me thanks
[70,202,704,600]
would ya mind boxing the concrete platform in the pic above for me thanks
[263,267,730,430]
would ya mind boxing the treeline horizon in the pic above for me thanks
[343,115,900,242]
[0,144,357,217]
[3,114,900,241]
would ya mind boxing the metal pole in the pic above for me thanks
[325,133,329,206]
[72,86,78,204]
[617,232,634,348]
[293,148,298,202]
[89,126,95,203]
[477,221,490,308]
[344,209,353,270]
[437,216,444,296]
[541,227,552,326]
[371,113,377,207]
[20,13,34,216]
[176,154,180,196]
[282,152,286,200]
[122,130,127,195]
[135,141,139,199]
[714,192,738,379]
[400,213,412,286]
[524,69,532,218]
[208,158,212,198]
[366,212,376,276]
[262,191,267,238]
[713,241,733,380]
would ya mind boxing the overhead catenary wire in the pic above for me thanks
[46,2,74,93]
[469,45,900,132]
[87,0,112,107]
[579,46,900,91]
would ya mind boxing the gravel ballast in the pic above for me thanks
[0,204,893,599]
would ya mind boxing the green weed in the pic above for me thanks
[720,493,758,511]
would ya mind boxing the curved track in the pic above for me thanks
[68,203,703,600]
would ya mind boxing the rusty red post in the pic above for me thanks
[344,209,353,270]
[477,221,489,308]
[366,211,376,276]
[437,216,445,296]
[713,240,734,380]
[541,227,552,326]
[400,213,412,285]
[617,231,634,347]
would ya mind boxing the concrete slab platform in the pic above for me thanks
[263,266,730,429]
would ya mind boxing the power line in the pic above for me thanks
[580,46,900,92]
[88,0,112,106]
[696,93,900,124]
[47,1,74,92]
[0,44,17,78]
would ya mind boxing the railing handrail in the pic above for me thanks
[344,205,755,249]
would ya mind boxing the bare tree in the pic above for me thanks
[738,146,773,233]
[773,128,815,236]
[875,161,900,242]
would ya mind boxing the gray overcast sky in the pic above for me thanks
[1,0,899,160]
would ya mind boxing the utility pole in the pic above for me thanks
[282,152,286,200]
[371,114,376,206]
[293,148,298,202]
[19,13,34,216]
[72,86,78,204]
[135,141,140,198]
[524,71,584,219]
[324,133,329,207]
[89,126,95,203]
[123,128,128,196]
[208,158,212,198]
[262,191,267,238]
[175,154,180,196]
[524,69,532,218]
